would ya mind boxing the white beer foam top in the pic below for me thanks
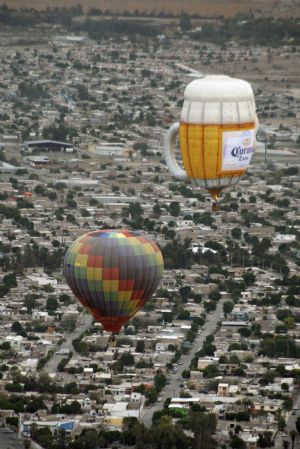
[181,75,257,125]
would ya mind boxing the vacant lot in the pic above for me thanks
[2,0,299,18]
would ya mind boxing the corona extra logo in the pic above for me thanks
[242,137,251,146]
[231,145,254,159]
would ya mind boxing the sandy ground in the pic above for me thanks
[2,0,299,18]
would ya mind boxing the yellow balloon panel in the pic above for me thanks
[179,122,255,181]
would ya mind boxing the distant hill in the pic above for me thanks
[2,0,299,18]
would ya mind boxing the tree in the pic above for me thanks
[258,370,276,386]
[67,199,77,209]
[179,11,192,31]
[177,309,190,320]
[128,202,143,220]
[62,317,76,332]
[3,272,17,288]
[48,191,57,201]
[119,352,134,366]
[277,415,286,431]
[236,411,250,422]
[136,340,145,353]
[59,293,72,304]
[231,227,242,239]
[153,204,161,218]
[182,369,190,379]
[204,301,217,313]
[11,321,24,334]
[60,400,82,414]
[136,360,152,369]
[179,286,192,302]
[43,284,54,293]
[42,122,77,142]
[26,397,47,413]
[150,415,192,449]
[133,142,149,156]
[76,430,99,449]
[0,284,9,298]
[154,371,166,393]
[38,373,55,393]
[203,364,219,378]
[243,271,256,286]
[290,430,297,449]
[31,426,53,448]
[46,296,59,312]
[23,294,38,312]
[229,355,240,365]
[231,434,247,449]
[145,387,158,404]
[296,417,300,437]
[193,212,213,226]
[6,416,18,427]
[190,411,217,449]
[223,301,234,316]
[34,185,46,196]
[284,317,296,330]
[162,238,192,269]
[76,84,89,101]
[238,327,251,338]
[193,293,202,304]
[19,81,45,102]
[52,239,60,248]
[81,208,91,217]
[0,342,11,351]
[201,337,216,357]
[169,201,180,217]
[111,360,124,373]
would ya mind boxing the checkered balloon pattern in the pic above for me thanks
[64,230,164,333]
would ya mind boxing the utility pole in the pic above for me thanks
[18,413,22,439]
[264,144,267,166]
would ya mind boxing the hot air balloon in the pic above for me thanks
[64,229,164,333]
[164,75,259,211]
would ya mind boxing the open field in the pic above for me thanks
[1,0,299,18]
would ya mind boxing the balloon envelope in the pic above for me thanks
[164,75,258,207]
[64,229,164,333]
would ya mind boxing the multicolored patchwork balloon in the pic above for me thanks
[64,230,164,333]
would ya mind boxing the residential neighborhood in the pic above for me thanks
[0,4,299,449]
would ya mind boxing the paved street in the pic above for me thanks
[0,430,23,449]
[275,394,300,449]
[44,313,93,374]
[141,298,225,427]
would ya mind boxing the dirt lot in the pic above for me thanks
[2,0,299,18]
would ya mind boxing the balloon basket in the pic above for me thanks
[108,334,117,348]
[209,188,222,213]
[212,202,220,212]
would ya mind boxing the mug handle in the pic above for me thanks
[163,122,188,181]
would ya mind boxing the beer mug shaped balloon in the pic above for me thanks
[164,75,259,211]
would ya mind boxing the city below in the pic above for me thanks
[0,4,299,449]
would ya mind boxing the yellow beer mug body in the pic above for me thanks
[164,75,258,210]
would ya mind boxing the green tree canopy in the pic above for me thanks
[179,11,192,31]
[46,296,59,312]
[119,352,134,366]
[223,301,234,316]
[169,201,180,217]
